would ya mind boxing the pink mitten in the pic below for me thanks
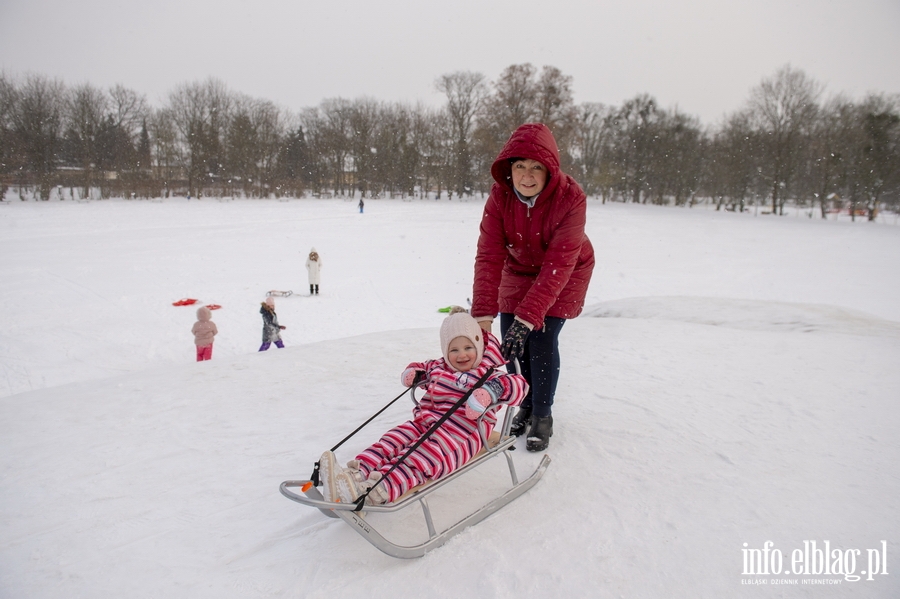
[465,388,494,420]
[401,368,421,387]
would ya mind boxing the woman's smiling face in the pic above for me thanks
[511,159,547,198]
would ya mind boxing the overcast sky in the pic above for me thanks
[1,0,898,125]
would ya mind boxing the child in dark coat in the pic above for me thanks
[259,296,285,351]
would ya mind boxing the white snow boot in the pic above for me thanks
[346,459,366,484]
[318,451,341,502]
[334,470,390,506]
[362,472,389,506]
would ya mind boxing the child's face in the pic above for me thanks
[447,336,478,371]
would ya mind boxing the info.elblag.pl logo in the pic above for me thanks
[741,541,889,584]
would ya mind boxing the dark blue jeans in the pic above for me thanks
[500,313,566,418]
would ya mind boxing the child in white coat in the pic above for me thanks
[306,248,321,295]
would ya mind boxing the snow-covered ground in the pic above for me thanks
[1,197,898,598]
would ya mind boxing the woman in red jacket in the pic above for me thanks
[471,123,595,451]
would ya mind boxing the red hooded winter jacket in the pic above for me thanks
[472,123,595,329]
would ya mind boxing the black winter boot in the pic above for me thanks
[315,285,319,295]
[310,285,314,295]
[509,406,532,437]
[526,415,553,452]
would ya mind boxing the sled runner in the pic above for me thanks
[266,290,293,297]
[279,374,550,559]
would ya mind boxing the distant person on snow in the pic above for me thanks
[259,296,285,351]
[191,305,218,361]
[306,247,321,295]
[358,198,364,213]
[318,311,528,506]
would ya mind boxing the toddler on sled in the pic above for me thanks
[319,311,528,506]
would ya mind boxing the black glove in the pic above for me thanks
[500,319,531,361]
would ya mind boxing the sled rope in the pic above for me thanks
[352,367,495,512]
[310,384,418,487]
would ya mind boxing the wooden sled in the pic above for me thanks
[280,406,550,559]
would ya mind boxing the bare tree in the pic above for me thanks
[416,107,450,198]
[393,102,427,197]
[647,108,704,206]
[147,107,178,197]
[748,65,823,215]
[276,120,309,197]
[135,120,152,197]
[168,78,232,198]
[802,97,857,217]
[610,94,660,203]
[571,102,614,199]
[298,107,327,195]
[855,94,900,220]
[203,79,231,195]
[370,102,412,197]
[108,85,147,133]
[436,71,487,197]
[168,81,208,197]
[314,98,354,196]
[226,94,259,197]
[222,95,286,198]
[706,110,762,211]
[106,84,149,175]
[64,82,109,199]
[348,97,381,198]
[10,74,65,200]
[492,63,539,129]
[476,63,539,166]
[534,66,578,171]
[252,99,286,198]
[0,72,15,200]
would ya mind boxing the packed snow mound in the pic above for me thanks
[583,296,900,337]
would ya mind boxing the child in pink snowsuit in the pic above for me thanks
[191,306,218,361]
[319,312,528,505]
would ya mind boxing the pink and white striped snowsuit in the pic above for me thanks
[354,331,527,502]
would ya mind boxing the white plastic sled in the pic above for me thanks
[280,388,550,559]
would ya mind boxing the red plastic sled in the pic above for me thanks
[172,298,199,306]
[205,304,222,310]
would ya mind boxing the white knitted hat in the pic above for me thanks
[440,312,485,370]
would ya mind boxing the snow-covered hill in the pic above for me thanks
[1,198,898,598]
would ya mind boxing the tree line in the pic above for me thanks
[1,64,897,219]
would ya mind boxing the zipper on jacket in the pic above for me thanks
[514,188,536,218]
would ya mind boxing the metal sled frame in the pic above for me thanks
[280,400,551,559]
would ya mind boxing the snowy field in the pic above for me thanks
[1,197,898,598]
